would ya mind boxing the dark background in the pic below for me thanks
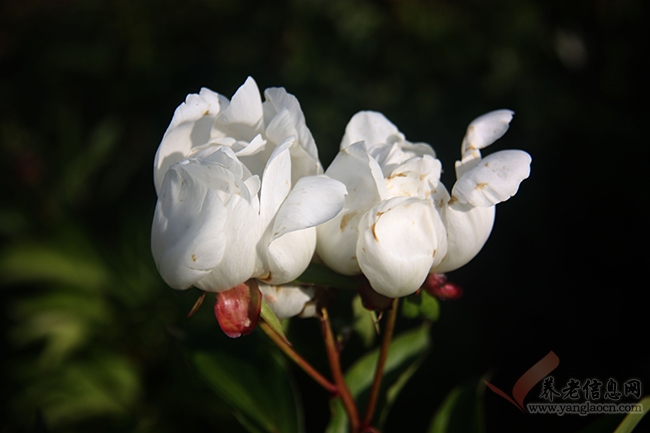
[1,0,648,432]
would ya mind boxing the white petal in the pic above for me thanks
[265,108,322,182]
[325,141,388,201]
[272,175,347,241]
[232,134,267,157]
[431,203,495,274]
[259,137,294,227]
[454,149,481,179]
[340,111,402,150]
[385,155,442,199]
[153,88,227,194]
[193,193,260,292]
[264,87,320,168]
[151,167,228,290]
[356,197,438,298]
[214,76,264,142]
[258,284,315,319]
[451,150,531,207]
[263,228,317,285]
[460,109,514,155]
[181,148,256,204]
[316,142,386,275]
[370,142,436,176]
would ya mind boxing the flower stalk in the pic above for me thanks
[362,298,398,428]
[259,320,337,394]
[320,307,360,432]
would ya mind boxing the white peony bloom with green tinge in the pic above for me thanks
[151,77,346,293]
[317,110,531,298]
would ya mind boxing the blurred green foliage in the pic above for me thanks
[1,0,648,432]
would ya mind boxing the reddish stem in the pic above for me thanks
[362,298,398,429]
[259,321,337,394]
[320,307,360,432]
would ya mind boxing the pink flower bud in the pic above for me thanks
[214,279,262,338]
[422,273,463,301]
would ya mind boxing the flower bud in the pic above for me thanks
[422,273,463,301]
[214,280,262,338]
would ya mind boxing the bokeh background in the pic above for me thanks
[1,0,648,432]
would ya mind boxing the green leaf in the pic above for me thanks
[260,299,290,345]
[0,228,110,290]
[402,291,440,321]
[11,291,111,367]
[325,399,349,433]
[352,295,376,348]
[613,395,650,433]
[325,324,431,432]
[294,262,360,290]
[192,346,302,433]
[17,352,140,427]
[427,376,485,433]
[577,395,649,433]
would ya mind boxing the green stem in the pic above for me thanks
[362,298,398,429]
[259,321,337,394]
[320,307,360,432]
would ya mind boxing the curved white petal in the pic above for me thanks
[259,284,316,319]
[451,150,532,207]
[153,88,227,194]
[232,134,267,157]
[431,203,495,274]
[316,142,386,275]
[460,109,514,155]
[340,111,402,150]
[316,210,363,276]
[264,227,317,285]
[325,141,388,201]
[356,197,438,298]
[272,175,347,241]
[262,175,345,285]
[259,137,294,227]
[264,87,321,176]
[193,192,260,292]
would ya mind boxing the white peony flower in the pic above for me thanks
[151,78,346,293]
[317,110,530,298]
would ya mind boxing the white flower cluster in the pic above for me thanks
[151,78,531,318]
